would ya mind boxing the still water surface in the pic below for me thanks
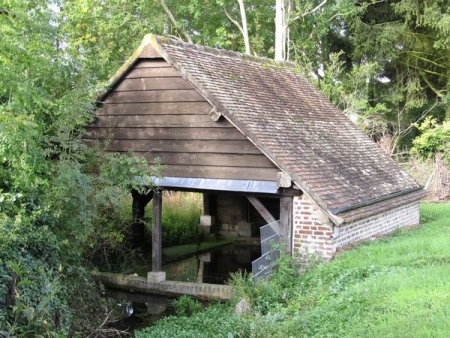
[106,243,261,332]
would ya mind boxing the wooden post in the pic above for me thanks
[152,192,162,272]
[131,189,153,248]
[280,196,293,254]
[203,193,210,215]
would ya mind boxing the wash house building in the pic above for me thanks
[85,35,425,280]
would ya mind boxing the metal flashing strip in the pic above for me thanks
[151,177,279,194]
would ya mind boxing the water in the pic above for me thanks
[106,243,261,333]
[163,243,261,283]
[104,289,175,333]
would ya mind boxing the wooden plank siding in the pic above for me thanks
[84,139,263,154]
[87,58,279,182]
[97,102,212,115]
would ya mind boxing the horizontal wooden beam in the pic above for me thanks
[134,59,171,68]
[163,165,278,181]
[115,77,193,91]
[88,139,263,155]
[92,114,226,128]
[98,101,212,116]
[102,89,204,104]
[142,152,276,169]
[124,67,179,78]
[84,127,243,141]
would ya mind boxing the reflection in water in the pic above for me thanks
[163,244,261,284]
[105,289,174,332]
[106,244,261,332]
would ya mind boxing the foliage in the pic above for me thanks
[135,303,249,338]
[172,295,203,317]
[0,1,162,334]
[60,0,166,83]
[146,192,204,247]
[411,117,450,163]
[135,203,450,337]
[288,0,450,153]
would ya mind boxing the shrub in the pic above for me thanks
[135,303,249,338]
[173,295,203,317]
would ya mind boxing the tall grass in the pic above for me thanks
[147,192,204,246]
[137,203,450,338]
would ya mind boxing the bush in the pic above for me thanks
[411,117,450,163]
[136,303,249,338]
[173,295,203,317]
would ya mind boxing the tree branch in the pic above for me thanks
[292,0,327,22]
[159,0,192,43]
[224,9,243,33]
[390,100,439,156]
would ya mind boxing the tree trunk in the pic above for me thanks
[237,0,251,54]
[275,0,290,61]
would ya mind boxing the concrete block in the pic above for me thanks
[199,252,211,263]
[200,215,214,226]
[147,271,166,283]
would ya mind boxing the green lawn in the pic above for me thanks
[137,203,450,338]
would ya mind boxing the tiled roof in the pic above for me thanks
[104,35,423,219]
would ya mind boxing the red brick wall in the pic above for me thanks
[293,195,421,262]
[334,201,420,249]
[293,195,334,261]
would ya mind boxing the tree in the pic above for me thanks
[285,0,449,154]
[275,0,291,60]
[224,0,251,54]
[1,1,163,334]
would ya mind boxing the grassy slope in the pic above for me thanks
[137,203,450,338]
[291,203,450,338]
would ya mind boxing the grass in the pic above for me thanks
[136,203,450,338]
[146,192,205,247]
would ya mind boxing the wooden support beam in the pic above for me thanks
[131,189,153,247]
[152,192,163,272]
[246,196,276,225]
[240,196,249,222]
[203,193,210,215]
[280,196,293,254]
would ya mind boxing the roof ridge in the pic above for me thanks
[154,35,298,69]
